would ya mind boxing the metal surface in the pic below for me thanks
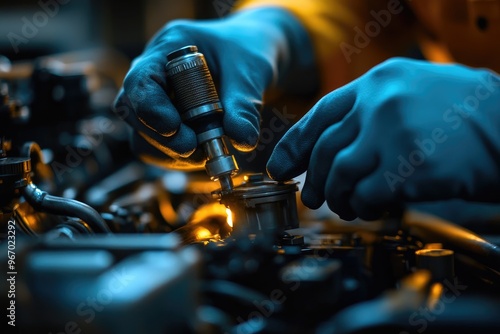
[415,248,455,282]
[0,157,31,206]
[213,173,299,234]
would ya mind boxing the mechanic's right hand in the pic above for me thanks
[113,7,312,170]
[267,58,500,221]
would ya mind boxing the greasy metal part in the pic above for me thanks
[317,270,432,334]
[0,156,31,207]
[402,211,500,271]
[415,248,455,283]
[202,138,237,190]
[280,233,305,246]
[166,45,238,193]
[213,173,299,234]
[0,157,31,181]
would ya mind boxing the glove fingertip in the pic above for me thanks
[266,153,294,181]
[222,96,262,150]
[301,184,324,209]
[356,210,384,222]
[338,212,358,222]
[266,154,285,181]
[266,141,308,181]
[230,140,258,153]
[171,124,198,157]
[225,118,260,152]
[328,200,358,222]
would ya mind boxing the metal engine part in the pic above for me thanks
[213,173,299,235]
[1,50,500,334]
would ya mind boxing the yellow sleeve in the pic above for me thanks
[235,0,417,94]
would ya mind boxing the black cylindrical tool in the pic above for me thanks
[166,45,238,193]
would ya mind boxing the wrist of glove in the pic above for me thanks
[113,7,314,170]
[267,58,500,220]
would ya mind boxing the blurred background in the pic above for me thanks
[1,2,500,333]
[0,0,227,61]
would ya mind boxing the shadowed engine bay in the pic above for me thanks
[1,51,500,334]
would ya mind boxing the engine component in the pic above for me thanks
[213,173,299,235]
[0,156,31,207]
[2,50,500,334]
[415,248,455,282]
[165,45,238,193]
[402,211,500,272]
[13,234,200,334]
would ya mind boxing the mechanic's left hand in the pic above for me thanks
[267,58,500,221]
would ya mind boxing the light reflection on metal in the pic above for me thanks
[424,243,444,249]
[195,227,212,241]
[158,191,177,225]
[415,249,455,282]
[213,174,299,234]
[226,208,233,228]
[427,282,444,311]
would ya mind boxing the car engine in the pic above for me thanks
[1,47,500,334]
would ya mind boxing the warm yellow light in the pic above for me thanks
[427,283,444,311]
[424,243,443,250]
[195,227,212,240]
[226,208,233,228]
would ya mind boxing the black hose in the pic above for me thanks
[22,182,111,233]
[402,211,500,271]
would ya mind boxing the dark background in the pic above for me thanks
[0,0,231,62]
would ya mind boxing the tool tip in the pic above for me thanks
[218,175,234,193]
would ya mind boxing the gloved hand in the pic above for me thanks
[267,58,500,221]
[113,7,313,170]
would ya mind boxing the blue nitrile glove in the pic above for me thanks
[113,7,313,170]
[267,58,500,221]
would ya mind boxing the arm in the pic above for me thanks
[236,0,419,94]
